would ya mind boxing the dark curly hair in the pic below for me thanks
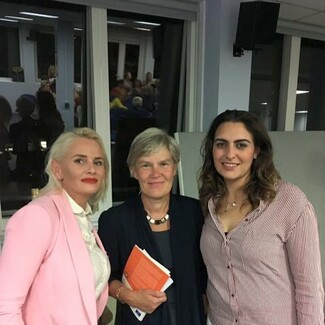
[198,110,281,217]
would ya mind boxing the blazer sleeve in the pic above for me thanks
[98,209,123,283]
[0,204,55,324]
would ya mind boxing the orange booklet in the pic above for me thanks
[122,245,173,321]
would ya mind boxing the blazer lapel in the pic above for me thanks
[93,229,105,252]
[51,193,97,324]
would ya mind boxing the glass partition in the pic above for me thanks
[107,11,184,202]
[249,33,283,130]
[0,0,86,217]
[296,38,325,131]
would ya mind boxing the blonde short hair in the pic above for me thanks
[40,127,109,205]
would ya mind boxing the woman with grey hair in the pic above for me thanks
[98,127,206,325]
[0,127,110,324]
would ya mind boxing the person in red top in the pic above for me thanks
[199,109,324,324]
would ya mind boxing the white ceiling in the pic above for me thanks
[1,1,325,37]
[277,0,325,27]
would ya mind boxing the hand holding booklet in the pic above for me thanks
[122,245,173,321]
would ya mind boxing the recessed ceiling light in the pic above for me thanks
[107,20,125,25]
[0,18,18,22]
[134,21,160,26]
[295,110,308,114]
[134,27,151,32]
[5,15,33,21]
[296,90,309,95]
[19,11,59,19]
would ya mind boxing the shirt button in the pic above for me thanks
[235,319,238,322]
[227,264,231,269]
[231,294,235,297]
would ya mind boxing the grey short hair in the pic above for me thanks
[127,127,180,170]
[132,96,143,108]
[40,127,109,205]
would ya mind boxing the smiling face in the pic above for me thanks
[51,137,106,208]
[213,121,259,188]
[131,146,177,202]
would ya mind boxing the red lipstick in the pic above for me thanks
[81,178,98,184]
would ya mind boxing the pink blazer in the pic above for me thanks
[0,192,109,325]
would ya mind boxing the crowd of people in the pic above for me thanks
[0,108,323,325]
[109,72,159,141]
[0,87,64,187]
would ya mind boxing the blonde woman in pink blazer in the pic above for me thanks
[0,128,110,325]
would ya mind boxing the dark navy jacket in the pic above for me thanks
[98,194,207,325]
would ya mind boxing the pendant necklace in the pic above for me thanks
[224,201,237,212]
[146,214,169,225]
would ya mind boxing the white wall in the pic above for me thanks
[0,80,39,112]
[202,0,252,131]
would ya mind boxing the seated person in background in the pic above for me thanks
[109,87,132,141]
[141,81,159,113]
[131,79,142,97]
[110,79,125,101]
[9,94,43,184]
[110,107,132,142]
[123,71,133,95]
[129,96,153,118]
[143,72,155,88]
[110,87,129,110]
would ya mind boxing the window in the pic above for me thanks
[0,0,86,218]
[124,43,140,80]
[108,42,119,88]
[295,38,325,131]
[249,34,283,130]
[107,11,184,202]
[36,31,55,79]
[0,26,20,78]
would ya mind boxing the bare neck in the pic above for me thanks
[141,194,170,218]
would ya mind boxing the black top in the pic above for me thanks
[98,194,207,325]
[152,230,176,325]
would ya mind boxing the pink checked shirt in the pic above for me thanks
[200,181,324,324]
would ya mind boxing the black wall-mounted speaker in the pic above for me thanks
[235,1,280,51]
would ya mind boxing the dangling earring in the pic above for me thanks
[253,154,257,160]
